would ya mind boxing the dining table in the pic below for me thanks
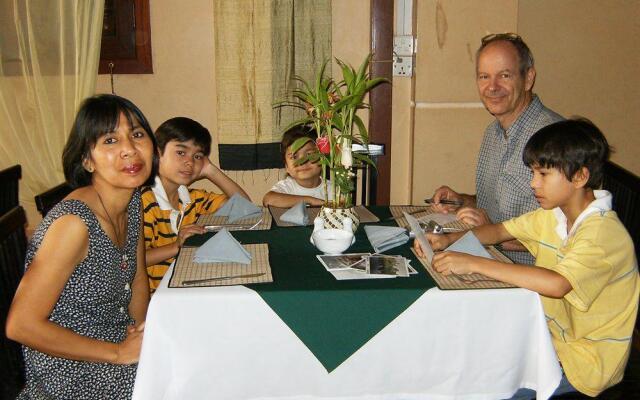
[132,206,562,400]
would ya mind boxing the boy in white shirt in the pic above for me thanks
[263,126,332,207]
[414,118,639,398]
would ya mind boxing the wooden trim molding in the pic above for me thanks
[369,0,393,205]
[99,0,153,74]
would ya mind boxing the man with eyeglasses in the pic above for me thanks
[431,33,563,265]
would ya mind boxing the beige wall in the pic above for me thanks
[403,0,516,204]
[95,0,370,204]
[60,0,640,215]
[518,0,640,174]
[393,0,640,206]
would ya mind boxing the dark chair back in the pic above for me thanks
[0,165,21,216]
[34,183,73,218]
[0,206,27,397]
[602,161,640,346]
[603,162,640,256]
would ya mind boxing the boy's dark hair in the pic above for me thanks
[280,125,316,164]
[62,94,159,188]
[155,117,212,156]
[523,118,611,189]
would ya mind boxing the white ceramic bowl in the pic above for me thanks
[311,229,355,255]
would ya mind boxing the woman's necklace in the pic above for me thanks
[95,187,128,271]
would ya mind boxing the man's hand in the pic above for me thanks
[456,207,491,227]
[431,186,464,213]
[432,251,478,276]
[176,224,206,248]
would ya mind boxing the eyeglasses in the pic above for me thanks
[480,32,522,46]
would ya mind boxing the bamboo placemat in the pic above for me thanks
[411,247,516,290]
[196,207,272,231]
[389,205,470,232]
[169,244,272,288]
[269,205,380,227]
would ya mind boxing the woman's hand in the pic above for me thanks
[115,322,145,364]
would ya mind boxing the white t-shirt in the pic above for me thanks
[270,176,332,200]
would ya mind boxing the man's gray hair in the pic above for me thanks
[476,33,535,77]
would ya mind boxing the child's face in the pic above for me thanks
[159,139,207,186]
[529,165,577,210]
[285,141,322,184]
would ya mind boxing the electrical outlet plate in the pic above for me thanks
[393,56,413,77]
[393,35,414,56]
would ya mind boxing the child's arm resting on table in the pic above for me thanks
[415,222,573,298]
[414,221,513,254]
[144,223,205,267]
[433,252,572,298]
[199,159,250,201]
[262,191,324,207]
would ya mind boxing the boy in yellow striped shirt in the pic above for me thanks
[142,117,250,291]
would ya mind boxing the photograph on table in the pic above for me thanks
[317,253,370,271]
[366,255,409,277]
[407,263,418,275]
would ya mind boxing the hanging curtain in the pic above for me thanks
[0,0,104,224]
[214,0,331,170]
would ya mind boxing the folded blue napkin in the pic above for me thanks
[445,231,493,259]
[214,193,262,223]
[364,225,409,253]
[193,228,252,264]
[280,201,309,225]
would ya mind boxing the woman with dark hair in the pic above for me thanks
[6,94,158,399]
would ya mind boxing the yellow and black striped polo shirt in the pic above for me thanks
[142,186,227,291]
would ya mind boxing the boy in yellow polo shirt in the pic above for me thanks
[142,117,250,291]
[414,118,639,398]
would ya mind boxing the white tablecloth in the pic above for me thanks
[133,269,561,400]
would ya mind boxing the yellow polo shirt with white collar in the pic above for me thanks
[502,190,639,396]
[142,178,227,291]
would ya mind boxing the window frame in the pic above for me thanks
[99,0,153,74]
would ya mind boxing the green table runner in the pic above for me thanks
[185,206,437,371]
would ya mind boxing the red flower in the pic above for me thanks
[316,137,330,154]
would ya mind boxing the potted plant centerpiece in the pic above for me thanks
[276,55,388,231]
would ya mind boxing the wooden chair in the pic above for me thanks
[603,161,640,255]
[0,206,27,397]
[34,183,73,218]
[602,161,640,351]
[0,165,21,216]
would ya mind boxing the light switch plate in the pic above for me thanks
[393,35,414,56]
